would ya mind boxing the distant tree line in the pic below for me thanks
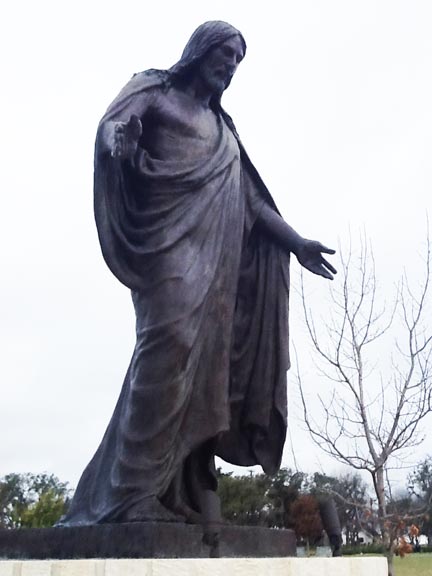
[218,467,365,548]
[217,462,432,548]
[0,473,70,529]
[1,459,431,548]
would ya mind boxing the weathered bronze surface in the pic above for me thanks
[59,20,335,531]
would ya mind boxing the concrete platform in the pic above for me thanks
[0,557,388,575]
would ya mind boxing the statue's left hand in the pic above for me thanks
[295,240,337,280]
[111,115,143,159]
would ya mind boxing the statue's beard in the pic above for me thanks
[204,75,226,97]
[199,65,231,97]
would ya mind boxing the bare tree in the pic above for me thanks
[296,233,432,576]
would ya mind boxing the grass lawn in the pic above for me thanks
[394,553,432,576]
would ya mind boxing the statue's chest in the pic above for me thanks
[144,95,222,159]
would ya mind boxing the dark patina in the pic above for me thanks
[57,21,336,542]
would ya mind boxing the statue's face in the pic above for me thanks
[198,35,245,95]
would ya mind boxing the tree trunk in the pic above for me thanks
[386,550,394,576]
[374,468,394,576]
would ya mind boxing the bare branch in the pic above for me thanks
[297,229,432,560]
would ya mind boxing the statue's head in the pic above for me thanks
[197,35,245,95]
[170,21,246,100]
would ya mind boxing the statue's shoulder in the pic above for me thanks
[127,69,170,93]
[132,68,170,81]
[102,69,170,121]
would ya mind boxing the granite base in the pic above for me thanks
[0,523,296,559]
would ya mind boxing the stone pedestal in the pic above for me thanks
[0,557,388,575]
[0,523,295,559]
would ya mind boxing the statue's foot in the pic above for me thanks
[171,502,201,525]
[198,488,223,557]
[329,534,343,557]
[120,497,185,523]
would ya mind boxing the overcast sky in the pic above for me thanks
[1,0,431,492]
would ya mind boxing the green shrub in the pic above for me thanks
[342,542,385,556]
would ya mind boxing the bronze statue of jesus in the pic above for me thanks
[60,20,335,529]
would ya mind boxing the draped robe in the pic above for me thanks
[61,69,290,525]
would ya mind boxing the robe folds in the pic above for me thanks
[62,69,290,525]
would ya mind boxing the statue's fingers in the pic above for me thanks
[306,261,332,280]
[319,244,336,255]
[129,114,143,139]
[318,264,334,280]
[321,269,334,280]
[129,114,142,129]
[115,132,125,150]
[321,257,337,275]
[129,114,139,125]
[311,262,333,280]
[112,138,124,158]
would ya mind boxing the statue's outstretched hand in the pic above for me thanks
[295,239,337,280]
[111,114,143,159]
